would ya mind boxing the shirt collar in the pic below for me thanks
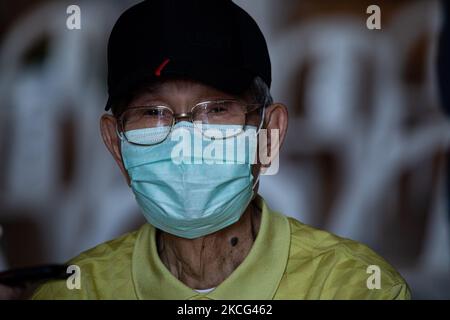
[131,195,291,300]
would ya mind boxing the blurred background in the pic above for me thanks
[0,0,449,299]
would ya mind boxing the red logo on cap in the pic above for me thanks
[155,58,170,76]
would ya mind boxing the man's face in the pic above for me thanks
[99,78,288,186]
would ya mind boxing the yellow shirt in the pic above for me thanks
[32,196,410,300]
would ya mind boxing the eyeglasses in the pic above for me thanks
[116,99,264,146]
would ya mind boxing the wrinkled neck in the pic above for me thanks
[156,201,261,289]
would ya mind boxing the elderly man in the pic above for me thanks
[32,0,410,299]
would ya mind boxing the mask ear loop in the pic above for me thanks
[255,105,266,136]
[252,173,261,190]
[116,126,124,141]
[115,117,125,141]
[252,104,266,191]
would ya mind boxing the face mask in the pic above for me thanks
[121,121,258,239]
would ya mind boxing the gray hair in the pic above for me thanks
[245,76,273,107]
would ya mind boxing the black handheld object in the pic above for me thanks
[0,264,69,287]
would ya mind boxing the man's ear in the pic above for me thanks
[258,103,288,172]
[100,114,131,185]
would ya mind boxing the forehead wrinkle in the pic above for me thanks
[141,79,238,103]
[139,79,199,98]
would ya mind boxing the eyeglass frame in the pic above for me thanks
[115,99,267,146]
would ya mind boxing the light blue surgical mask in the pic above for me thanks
[121,121,259,239]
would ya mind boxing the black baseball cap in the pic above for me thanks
[105,0,271,111]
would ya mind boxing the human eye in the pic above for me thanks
[207,101,237,114]
[208,105,227,114]
[142,108,162,117]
